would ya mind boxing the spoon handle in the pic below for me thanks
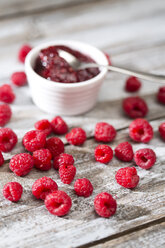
[82,63,165,83]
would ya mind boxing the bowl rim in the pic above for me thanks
[25,40,108,88]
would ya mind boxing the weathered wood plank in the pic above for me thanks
[92,222,165,248]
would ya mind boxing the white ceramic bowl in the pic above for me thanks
[25,40,108,115]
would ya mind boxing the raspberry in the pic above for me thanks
[23,130,46,152]
[74,178,93,197]
[9,153,34,176]
[0,84,15,104]
[125,76,141,92]
[129,118,153,143]
[34,119,52,136]
[157,86,165,104]
[94,192,117,218]
[11,72,27,87]
[94,144,113,164]
[3,182,23,202]
[59,164,76,184]
[45,190,72,216]
[115,167,139,188]
[115,142,134,162]
[46,137,64,158]
[33,149,52,171]
[0,151,4,166]
[0,128,18,152]
[53,153,74,170]
[159,122,165,140]
[18,44,32,63]
[32,177,58,200]
[94,122,116,143]
[134,148,156,169]
[123,96,148,118]
[51,116,68,135]
[0,104,12,126]
[66,127,86,146]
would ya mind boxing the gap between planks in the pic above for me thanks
[79,216,165,248]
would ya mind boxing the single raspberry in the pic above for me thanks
[32,177,58,200]
[115,142,134,162]
[51,116,68,135]
[0,84,15,104]
[94,122,116,143]
[53,153,74,170]
[66,127,86,146]
[0,128,18,152]
[123,96,148,118]
[125,76,141,92]
[59,164,76,184]
[157,86,165,104]
[129,118,153,143]
[94,144,113,164]
[0,104,12,126]
[104,52,111,65]
[134,148,156,169]
[115,167,139,188]
[23,130,46,152]
[45,190,72,216]
[74,178,93,197]
[18,44,32,63]
[94,192,117,218]
[0,151,4,166]
[11,72,27,87]
[3,182,23,202]
[33,149,52,171]
[46,137,64,158]
[159,122,165,141]
[34,119,52,136]
[9,153,34,176]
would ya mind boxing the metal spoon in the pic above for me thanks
[59,50,165,83]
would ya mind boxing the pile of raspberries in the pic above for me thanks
[0,45,165,218]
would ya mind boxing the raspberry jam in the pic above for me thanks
[34,45,100,83]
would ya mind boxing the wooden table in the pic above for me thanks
[0,0,165,247]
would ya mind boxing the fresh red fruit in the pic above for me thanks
[23,130,46,152]
[0,151,4,166]
[115,167,139,188]
[46,137,64,158]
[66,127,86,146]
[45,190,72,216]
[33,149,52,171]
[134,148,156,169]
[32,177,58,200]
[94,144,113,164]
[94,122,116,143]
[3,182,23,202]
[18,44,32,63]
[94,192,117,218]
[157,86,165,104]
[9,153,34,176]
[115,142,134,162]
[129,118,153,143]
[59,164,76,184]
[123,96,148,118]
[0,128,18,152]
[125,76,141,92]
[34,119,52,136]
[159,122,165,141]
[0,104,12,126]
[0,84,15,104]
[53,153,74,170]
[51,116,68,135]
[11,72,27,87]
[74,178,93,197]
